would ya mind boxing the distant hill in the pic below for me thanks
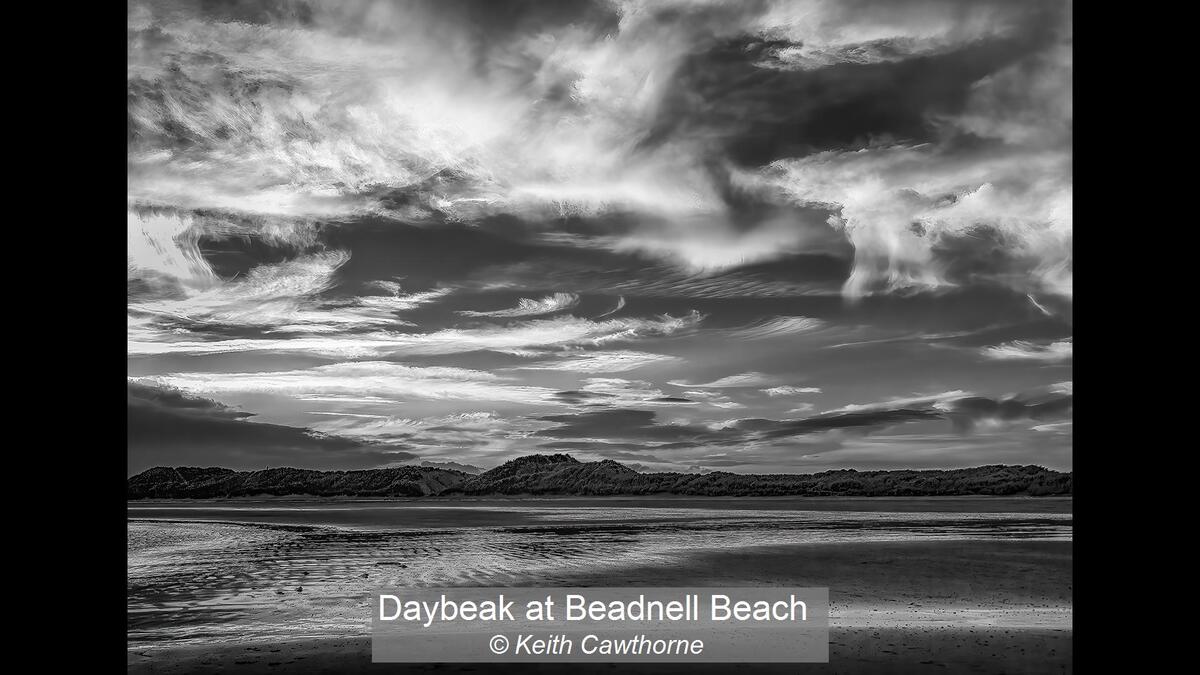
[127,454,1072,499]
[126,465,467,499]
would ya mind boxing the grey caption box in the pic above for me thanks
[371,586,829,663]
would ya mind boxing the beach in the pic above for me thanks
[128,498,1071,673]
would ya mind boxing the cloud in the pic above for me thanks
[982,339,1072,362]
[128,213,457,338]
[595,296,626,318]
[568,264,840,299]
[303,410,524,449]
[126,210,221,289]
[534,409,712,443]
[457,292,580,317]
[584,377,702,406]
[551,390,615,406]
[678,388,746,410]
[825,328,984,350]
[139,362,558,405]
[762,385,822,396]
[952,40,1072,146]
[126,0,729,221]
[295,395,400,405]
[750,0,1035,71]
[545,378,697,410]
[127,381,407,472]
[130,248,357,329]
[126,0,1072,474]
[804,383,1073,436]
[724,316,825,340]
[128,380,252,420]
[751,143,1071,299]
[939,385,1073,432]
[610,212,827,272]
[129,312,703,357]
[759,383,1072,440]
[728,3,1072,301]
[827,391,970,414]
[512,350,681,373]
[526,381,1072,455]
[1031,421,1071,434]
[756,408,943,439]
[128,0,1070,294]
[670,372,775,388]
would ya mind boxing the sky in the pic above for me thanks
[126,0,1072,476]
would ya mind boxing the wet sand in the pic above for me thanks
[573,540,1072,609]
[128,629,1071,674]
[128,539,1070,673]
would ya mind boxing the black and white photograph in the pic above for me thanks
[127,0,1073,672]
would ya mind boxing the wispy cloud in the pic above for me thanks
[725,316,825,340]
[595,296,626,318]
[139,362,557,405]
[762,386,822,396]
[671,372,774,388]
[827,391,971,414]
[512,350,681,373]
[457,293,580,318]
[129,313,703,358]
[982,339,1072,362]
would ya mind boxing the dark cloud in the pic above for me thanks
[128,381,253,419]
[529,383,1072,455]
[771,386,1073,441]
[942,388,1073,432]
[551,390,616,405]
[530,406,936,448]
[127,381,412,474]
[534,409,712,443]
[757,409,943,439]
[645,5,1064,169]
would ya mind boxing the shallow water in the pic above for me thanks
[127,501,1072,649]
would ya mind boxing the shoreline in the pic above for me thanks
[128,494,1073,514]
